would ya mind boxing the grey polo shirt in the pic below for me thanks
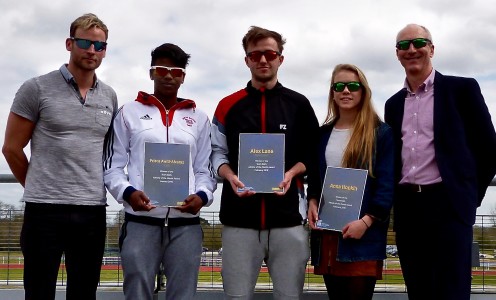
[11,64,118,205]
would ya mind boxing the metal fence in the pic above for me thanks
[1,209,495,293]
[0,173,495,294]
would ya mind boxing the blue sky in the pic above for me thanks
[0,0,495,213]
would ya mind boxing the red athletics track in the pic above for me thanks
[1,264,495,276]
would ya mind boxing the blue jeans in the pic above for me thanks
[21,202,106,300]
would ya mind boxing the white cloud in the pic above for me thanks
[0,0,495,210]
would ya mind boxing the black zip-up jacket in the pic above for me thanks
[211,81,320,229]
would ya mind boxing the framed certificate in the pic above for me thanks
[237,133,285,193]
[144,142,190,207]
[316,167,368,231]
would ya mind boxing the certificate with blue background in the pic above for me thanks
[316,167,368,231]
[237,133,285,193]
[144,142,190,207]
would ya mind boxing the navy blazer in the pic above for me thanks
[384,71,496,226]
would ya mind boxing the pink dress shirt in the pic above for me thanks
[399,70,442,185]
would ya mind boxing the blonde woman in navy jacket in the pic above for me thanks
[308,64,394,300]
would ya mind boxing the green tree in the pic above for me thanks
[0,203,23,251]
[200,214,222,251]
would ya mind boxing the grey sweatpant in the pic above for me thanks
[221,225,310,299]
[120,221,202,300]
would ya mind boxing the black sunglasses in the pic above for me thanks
[332,81,362,92]
[71,37,107,52]
[246,50,281,62]
[396,38,431,51]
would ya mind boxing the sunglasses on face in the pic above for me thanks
[396,38,431,50]
[71,37,107,52]
[246,50,281,62]
[332,81,362,92]
[150,66,185,78]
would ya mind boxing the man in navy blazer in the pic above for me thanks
[385,24,496,300]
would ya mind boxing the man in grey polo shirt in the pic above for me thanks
[2,13,117,300]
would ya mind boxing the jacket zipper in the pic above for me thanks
[165,109,170,143]
[260,88,266,230]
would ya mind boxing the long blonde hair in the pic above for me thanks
[323,64,380,176]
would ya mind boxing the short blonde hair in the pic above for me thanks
[70,13,108,40]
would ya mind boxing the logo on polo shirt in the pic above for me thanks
[140,114,152,120]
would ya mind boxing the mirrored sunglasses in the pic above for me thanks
[246,50,281,62]
[332,82,362,92]
[396,38,431,51]
[71,38,107,52]
[150,66,185,78]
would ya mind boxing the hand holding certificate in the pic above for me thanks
[237,133,285,193]
[316,167,368,231]
[144,142,190,207]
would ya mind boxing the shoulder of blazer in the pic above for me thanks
[433,70,454,87]
[384,88,407,127]
[433,71,480,110]
[385,88,407,109]
[434,71,477,88]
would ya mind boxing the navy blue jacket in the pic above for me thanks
[317,121,394,261]
[385,71,496,227]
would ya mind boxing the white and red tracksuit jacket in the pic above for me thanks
[103,91,216,219]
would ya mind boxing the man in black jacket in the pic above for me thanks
[211,26,320,299]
